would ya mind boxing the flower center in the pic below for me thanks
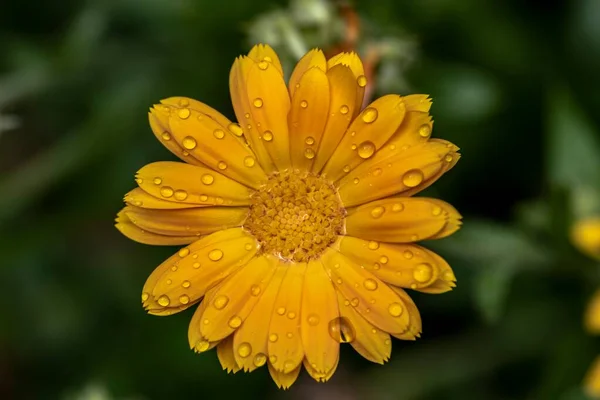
[244,170,346,263]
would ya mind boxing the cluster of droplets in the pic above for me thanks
[244,171,345,263]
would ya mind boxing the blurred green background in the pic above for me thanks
[2,0,600,399]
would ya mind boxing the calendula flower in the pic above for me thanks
[115,44,461,388]
[571,217,600,397]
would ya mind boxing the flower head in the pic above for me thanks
[116,44,461,388]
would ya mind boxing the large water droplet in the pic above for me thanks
[228,316,242,328]
[157,295,170,307]
[179,294,190,304]
[304,148,315,159]
[178,108,191,119]
[413,263,433,283]
[182,136,197,150]
[263,131,273,142]
[228,123,244,137]
[237,342,252,358]
[178,248,190,257]
[358,141,376,158]
[182,280,191,288]
[253,353,267,367]
[305,136,315,145]
[213,129,225,139]
[340,105,349,115]
[213,295,229,309]
[379,256,388,264]
[244,156,255,167]
[361,108,378,124]
[208,249,223,261]
[370,206,385,219]
[195,340,210,352]
[174,190,188,201]
[363,278,378,291]
[388,302,403,317]
[162,132,171,141]
[160,186,174,198]
[328,317,356,343]
[402,169,424,187]
[418,124,431,138]
[253,98,263,108]
[357,75,367,88]
[201,174,214,185]
[153,177,162,185]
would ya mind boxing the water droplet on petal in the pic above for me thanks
[364,278,378,291]
[166,279,172,285]
[250,285,261,296]
[357,75,367,88]
[287,312,296,319]
[304,148,315,159]
[174,190,188,201]
[178,108,191,119]
[414,263,433,283]
[253,98,263,108]
[350,298,359,307]
[178,248,190,257]
[208,249,223,261]
[228,316,242,328]
[445,154,453,163]
[340,105,349,114]
[379,256,388,264]
[305,136,315,145]
[213,129,225,139]
[157,295,170,307]
[353,178,359,184]
[160,186,174,198]
[182,136,197,150]
[307,313,320,326]
[213,295,229,309]
[432,206,442,216]
[328,316,356,343]
[284,360,295,371]
[201,174,214,185]
[193,262,200,269]
[253,353,267,367]
[141,292,149,302]
[269,333,278,342]
[358,141,376,159]
[196,340,210,352]
[300,100,308,108]
[263,131,273,142]
[237,342,252,358]
[162,132,171,141]
[218,161,228,170]
[276,307,286,315]
[179,99,189,107]
[153,177,162,185]
[182,280,191,288]
[388,302,403,317]
[373,168,382,176]
[244,156,255,167]
[392,203,404,212]
[343,165,351,173]
[199,195,208,202]
[258,61,269,70]
[368,241,379,250]
[228,123,244,136]
[244,243,254,251]
[402,169,424,187]
[179,295,190,304]
[286,332,293,338]
[370,206,385,219]
[403,250,413,259]
[418,124,431,138]
[361,108,378,124]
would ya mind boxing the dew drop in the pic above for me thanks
[402,169,424,188]
[368,241,379,250]
[403,250,413,259]
[263,56,272,62]
[237,342,252,358]
[343,165,351,173]
[286,332,293,339]
[208,249,223,261]
[304,148,315,159]
[153,177,162,185]
[178,108,191,119]
[253,98,264,108]
[350,298,360,307]
[201,174,214,185]
[363,278,378,291]
[340,105,349,115]
[361,108,378,124]
[370,206,385,219]
[244,156,255,167]
[414,263,433,283]
[432,206,442,216]
[178,248,190,257]
[379,256,388,264]
[253,353,267,367]
[258,61,269,70]
[182,280,191,288]
[353,178,359,184]
[196,340,210,352]
[228,123,244,137]
[157,295,170,307]
[192,262,200,269]
[160,186,174,198]
[245,243,254,251]
[269,333,278,342]
[388,302,403,317]
[357,75,367,88]
[418,124,431,138]
[269,355,278,364]
[263,131,273,142]
[181,136,197,150]
[392,203,404,212]
[328,316,356,343]
[161,132,171,141]
[179,99,189,107]
[373,168,382,176]
[250,285,261,296]
[276,307,286,315]
[179,294,190,304]
[141,292,149,302]
[300,100,308,108]
[213,295,229,309]
[218,161,228,170]
[166,279,172,285]
[307,313,320,326]
[213,129,225,139]
[199,195,208,202]
[305,136,315,145]
[445,154,453,163]
[358,141,376,159]
[287,312,296,319]
[174,190,188,201]
[228,316,242,328]
[284,360,295,371]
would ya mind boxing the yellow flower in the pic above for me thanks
[571,217,600,261]
[115,44,461,388]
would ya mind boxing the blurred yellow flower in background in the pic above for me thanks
[115,44,461,388]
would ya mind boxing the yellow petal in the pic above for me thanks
[136,161,255,206]
[334,290,392,364]
[571,217,600,261]
[389,287,422,340]
[403,95,432,113]
[586,289,600,334]
[288,67,330,170]
[248,43,284,77]
[336,236,456,292]
[268,262,306,373]
[245,58,291,170]
[585,355,600,398]
[188,286,219,352]
[345,197,462,243]
[327,52,365,118]
[268,362,301,390]
[300,259,340,376]
[338,140,455,207]
[115,209,197,245]
[303,356,339,382]
[143,228,258,315]
[322,95,407,181]
[200,255,277,342]
[123,205,248,237]
[321,248,410,334]
[233,262,287,372]
[288,48,327,97]
[124,188,201,210]
[230,56,277,173]
[148,106,206,167]
[312,64,358,173]
[159,105,267,189]
[217,334,242,374]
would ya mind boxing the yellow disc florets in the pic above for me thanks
[244,170,346,263]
